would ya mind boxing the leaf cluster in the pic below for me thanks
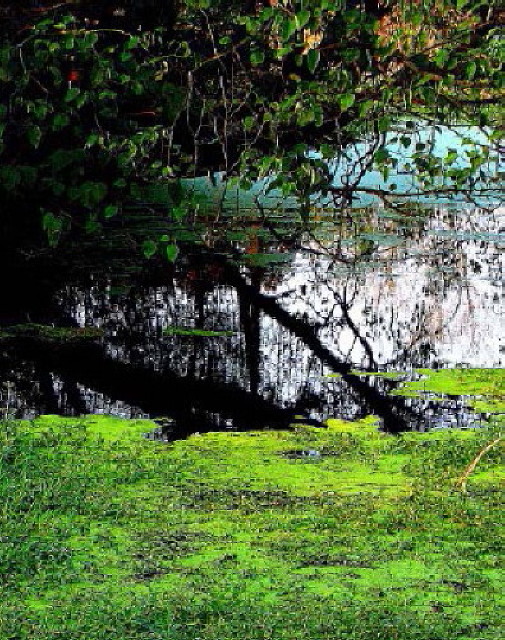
[0,1,502,251]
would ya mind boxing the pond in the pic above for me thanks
[1,191,503,438]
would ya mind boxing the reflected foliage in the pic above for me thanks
[1,205,501,435]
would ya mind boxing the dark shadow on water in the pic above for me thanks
[0,243,423,436]
[0,340,324,439]
[1,204,502,436]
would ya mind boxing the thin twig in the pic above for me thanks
[454,436,503,493]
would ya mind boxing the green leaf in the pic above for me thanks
[125,36,140,50]
[34,17,54,29]
[298,107,315,127]
[465,61,477,80]
[85,217,101,234]
[74,93,88,109]
[378,116,390,132]
[282,17,298,40]
[49,149,84,171]
[338,93,355,111]
[42,211,58,231]
[83,32,99,48]
[42,211,62,247]
[26,126,42,149]
[33,102,48,120]
[479,110,489,127]
[142,239,157,259]
[250,50,265,66]
[243,116,255,130]
[445,149,458,164]
[0,166,20,191]
[98,89,117,101]
[74,181,108,207]
[64,87,81,102]
[296,10,311,29]
[374,148,390,164]
[434,48,449,67]
[358,100,373,117]
[307,49,320,74]
[258,6,274,21]
[171,206,186,221]
[64,36,75,50]
[103,204,118,219]
[410,12,423,28]
[166,244,179,263]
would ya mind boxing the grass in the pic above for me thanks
[0,410,503,640]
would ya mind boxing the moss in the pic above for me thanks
[1,414,503,640]
[392,368,505,413]
[30,414,151,440]
[469,466,505,488]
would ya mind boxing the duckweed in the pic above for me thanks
[392,368,505,414]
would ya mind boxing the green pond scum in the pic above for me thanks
[163,327,236,338]
[0,324,104,343]
[0,396,503,638]
[392,368,505,414]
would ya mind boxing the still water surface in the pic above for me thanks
[1,200,503,437]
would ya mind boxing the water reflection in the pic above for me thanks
[1,205,502,435]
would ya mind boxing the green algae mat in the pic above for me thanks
[391,369,505,414]
[331,368,505,416]
[1,412,503,640]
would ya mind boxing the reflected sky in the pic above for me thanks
[1,203,501,434]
